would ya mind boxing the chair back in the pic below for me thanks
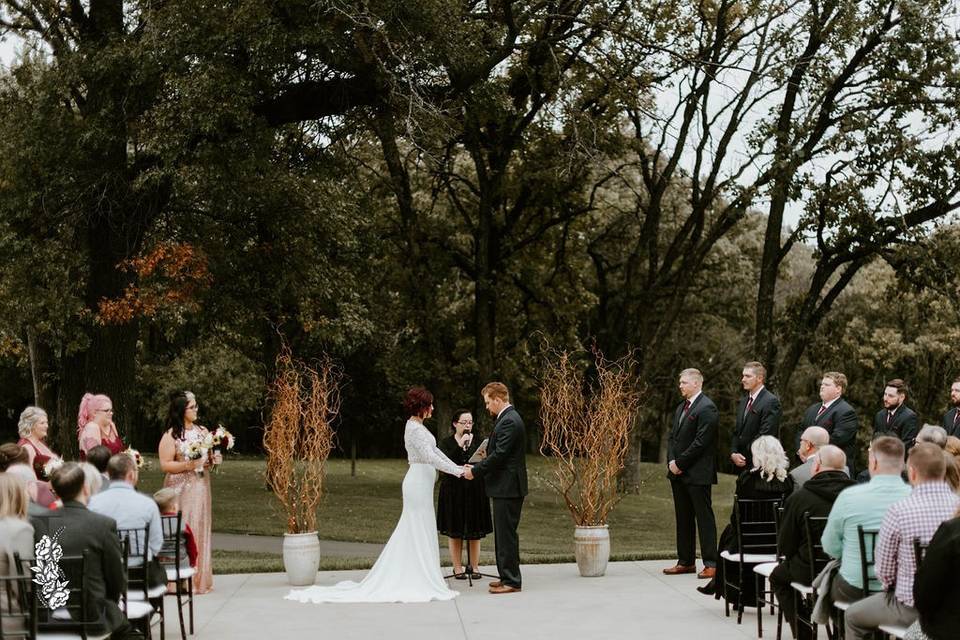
[856,525,880,597]
[801,513,831,583]
[0,572,36,640]
[913,537,928,570]
[159,512,187,575]
[733,496,782,556]
[117,525,151,600]
[34,552,104,638]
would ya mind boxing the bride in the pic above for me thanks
[285,387,466,603]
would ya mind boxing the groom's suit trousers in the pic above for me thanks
[492,497,524,588]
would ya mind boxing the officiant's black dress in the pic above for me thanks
[436,435,493,540]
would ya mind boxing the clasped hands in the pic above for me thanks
[462,464,474,480]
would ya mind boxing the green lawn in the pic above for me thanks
[138,455,737,571]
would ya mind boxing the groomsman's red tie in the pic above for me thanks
[954,411,959,429]
[682,400,691,418]
[744,396,754,418]
[816,404,827,419]
[887,411,893,426]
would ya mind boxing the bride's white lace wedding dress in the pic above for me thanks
[285,419,464,603]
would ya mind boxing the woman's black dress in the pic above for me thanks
[436,435,493,540]
[713,468,794,607]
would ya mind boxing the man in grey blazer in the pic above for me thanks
[790,426,831,490]
[464,381,528,594]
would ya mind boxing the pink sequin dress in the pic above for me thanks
[162,426,213,593]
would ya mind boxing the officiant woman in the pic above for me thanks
[437,409,493,578]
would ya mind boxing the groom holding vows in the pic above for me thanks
[463,382,528,594]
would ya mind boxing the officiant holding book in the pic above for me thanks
[437,409,493,579]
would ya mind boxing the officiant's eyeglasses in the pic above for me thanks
[456,420,474,425]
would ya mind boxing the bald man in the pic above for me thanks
[790,426,831,490]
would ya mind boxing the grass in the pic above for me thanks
[138,455,738,573]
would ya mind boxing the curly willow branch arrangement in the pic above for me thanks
[539,345,642,526]
[263,345,340,534]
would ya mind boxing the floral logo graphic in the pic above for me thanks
[32,527,70,610]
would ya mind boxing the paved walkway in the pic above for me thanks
[157,560,820,640]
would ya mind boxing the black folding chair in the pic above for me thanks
[792,514,831,639]
[720,496,782,624]
[0,571,36,640]
[159,513,194,640]
[34,553,111,640]
[832,526,880,640]
[118,526,163,640]
[753,506,785,639]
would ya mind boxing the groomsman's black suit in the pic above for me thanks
[942,407,960,438]
[801,398,860,476]
[873,404,919,451]
[31,501,134,638]
[471,404,528,589]
[731,387,782,468]
[667,393,719,569]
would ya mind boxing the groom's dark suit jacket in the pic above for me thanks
[667,394,719,486]
[731,387,782,467]
[471,405,528,498]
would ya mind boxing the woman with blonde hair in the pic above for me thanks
[17,405,62,480]
[698,435,793,602]
[77,393,125,459]
[0,473,33,635]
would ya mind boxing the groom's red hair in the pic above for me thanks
[481,382,510,402]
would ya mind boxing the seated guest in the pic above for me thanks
[822,436,911,604]
[0,474,34,636]
[772,444,854,640]
[790,426,831,490]
[698,436,793,601]
[916,424,947,449]
[844,443,960,639]
[905,510,960,640]
[1,443,56,511]
[86,445,113,492]
[36,462,134,639]
[153,488,198,569]
[90,454,165,588]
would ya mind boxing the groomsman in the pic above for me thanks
[664,368,718,579]
[730,361,782,469]
[873,379,919,452]
[801,371,861,476]
[942,378,960,438]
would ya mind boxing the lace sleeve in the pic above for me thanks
[407,423,464,477]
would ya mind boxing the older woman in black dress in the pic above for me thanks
[437,409,493,579]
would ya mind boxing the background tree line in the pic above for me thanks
[0,0,958,485]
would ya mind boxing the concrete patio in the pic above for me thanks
[160,560,815,640]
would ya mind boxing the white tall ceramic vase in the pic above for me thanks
[283,531,320,586]
[574,525,610,577]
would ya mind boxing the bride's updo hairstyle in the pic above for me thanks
[403,387,434,419]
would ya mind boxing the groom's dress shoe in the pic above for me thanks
[662,564,696,575]
[489,580,502,588]
[489,584,521,594]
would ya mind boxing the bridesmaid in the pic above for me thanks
[16,406,62,480]
[159,391,218,594]
[77,393,125,459]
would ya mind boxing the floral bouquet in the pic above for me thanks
[211,425,234,451]
[179,438,211,476]
[42,457,64,479]
[122,447,145,470]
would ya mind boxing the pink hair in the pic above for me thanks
[77,393,114,436]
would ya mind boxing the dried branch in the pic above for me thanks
[538,344,642,526]
[263,344,340,534]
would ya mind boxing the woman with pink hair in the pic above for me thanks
[77,393,125,459]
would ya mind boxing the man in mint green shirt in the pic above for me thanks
[821,436,911,602]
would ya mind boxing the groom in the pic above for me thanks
[463,382,527,594]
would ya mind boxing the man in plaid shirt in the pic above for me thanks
[844,443,960,639]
